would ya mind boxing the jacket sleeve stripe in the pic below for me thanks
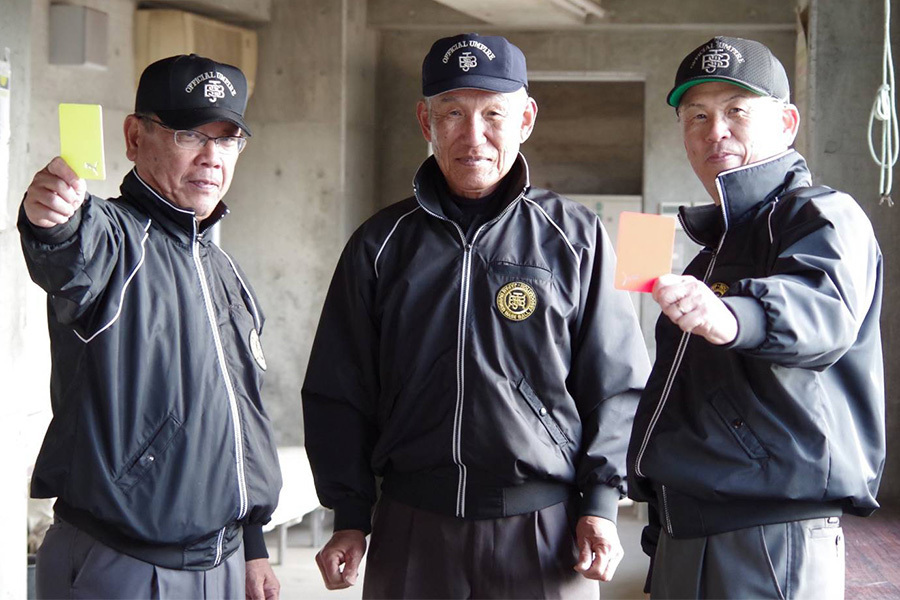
[374,206,421,278]
[523,198,581,266]
[75,220,152,344]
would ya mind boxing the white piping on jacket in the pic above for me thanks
[374,206,422,278]
[523,198,581,265]
[75,220,152,343]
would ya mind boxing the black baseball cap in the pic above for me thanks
[135,54,251,136]
[422,33,527,97]
[667,36,790,108]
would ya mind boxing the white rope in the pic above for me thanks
[868,0,899,206]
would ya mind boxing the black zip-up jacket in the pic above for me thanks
[19,170,282,570]
[302,155,650,533]
[627,150,885,560]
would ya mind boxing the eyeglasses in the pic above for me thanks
[139,116,247,154]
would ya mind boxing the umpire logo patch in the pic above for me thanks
[497,282,537,321]
[249,328,267,370]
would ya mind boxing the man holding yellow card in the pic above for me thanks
[627,37,885,599]
[19,54,282,600]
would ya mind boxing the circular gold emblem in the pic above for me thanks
[497,282,537,321]
[249,328,267,370]
[710,282,729,297]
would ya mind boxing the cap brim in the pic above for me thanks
[667,77,771,108]
[424,75,525,97]
[154,107,252,137]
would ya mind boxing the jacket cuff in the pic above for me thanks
[721,295,767,350]
[332,498,374,535]
[579,484,622,523]
[18,196,84,245]
[243,524,268,561]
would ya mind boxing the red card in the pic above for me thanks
[614,212,676,293]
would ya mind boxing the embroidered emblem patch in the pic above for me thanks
[204,80,226,102]
[710,282,729,297]
[184,71,238,104]
[249,328,267,370]
[497,282,537,321]
[459,52,478,71]
[701,48,730,73]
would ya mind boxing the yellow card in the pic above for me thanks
[59,103,106,180]
[614,212,676,293]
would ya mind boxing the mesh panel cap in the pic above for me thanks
[667,36,790,108]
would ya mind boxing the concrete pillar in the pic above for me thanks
[805,0,900,501]
[0,1,34,597]
[224,0,377,443]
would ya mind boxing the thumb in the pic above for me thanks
[577,537,593,571]
[71,178,87,209]
[342,549,362,586]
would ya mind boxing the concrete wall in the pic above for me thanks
[0,1,34,595]
[805,0,900,502]
[224,0,378,445]
[526,80,644,195]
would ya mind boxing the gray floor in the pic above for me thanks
[267,503,649,600]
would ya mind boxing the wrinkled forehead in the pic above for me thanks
[428,88,527,110]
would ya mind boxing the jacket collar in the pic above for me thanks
[680,149,812,247]
[121,169,229,243]
[412,153,531,221]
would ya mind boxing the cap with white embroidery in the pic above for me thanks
[667,36,790,108]
[422,33,528,97]
[135,54,251,136]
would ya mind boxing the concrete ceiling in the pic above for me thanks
[431,0,604,26]
[367,0,796,31]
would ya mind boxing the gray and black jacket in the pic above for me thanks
[19,170,282,570]
[302,154,650,533]
[627,150,885,560]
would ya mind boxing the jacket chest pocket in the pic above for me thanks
[517,378,570,446]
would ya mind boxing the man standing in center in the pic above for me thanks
[302,33,650,599]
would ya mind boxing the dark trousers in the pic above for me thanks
[651,517,844,599]
[362,495,600,600]
[36,518,245,600]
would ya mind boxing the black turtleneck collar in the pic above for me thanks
[412,153,531,226]
[679,149,812,248]
[121,169,230,243]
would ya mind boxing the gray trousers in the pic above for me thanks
[651,517,844,599]
[362,495,600,600]
[35,518,245,600]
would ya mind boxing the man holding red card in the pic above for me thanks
[627,37,885,599]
